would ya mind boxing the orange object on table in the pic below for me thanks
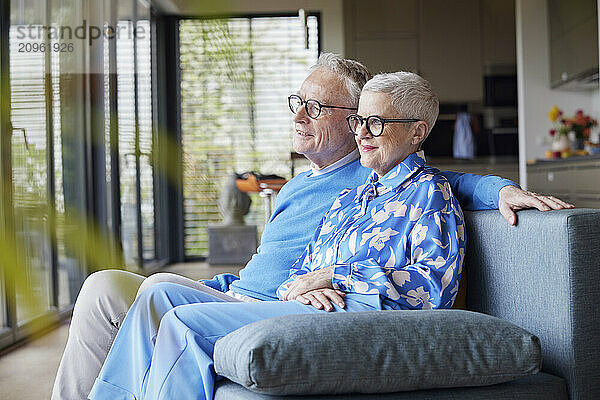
[236,173,287,193]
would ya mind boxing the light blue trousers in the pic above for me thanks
[88,282,378,400]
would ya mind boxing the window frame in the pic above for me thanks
[0,0,15,350]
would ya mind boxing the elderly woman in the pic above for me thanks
[89,72,465,400]
[277,71,464,311]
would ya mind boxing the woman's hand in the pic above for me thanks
[282,265,335,301]
[294,288,346,312]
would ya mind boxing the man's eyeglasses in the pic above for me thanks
[346,114,421,137]
[288,94,357,119]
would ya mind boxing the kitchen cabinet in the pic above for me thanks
[343,0,516,103]
[527,157,600,208]
[548,0,599,88]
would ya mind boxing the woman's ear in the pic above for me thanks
[411,121,428,145]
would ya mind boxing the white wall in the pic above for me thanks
[162,0,345,54]
[515,0,599,188]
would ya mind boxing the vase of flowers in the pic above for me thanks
[548,106,569,151]
[550,130,570,151]
[548,106,598,152]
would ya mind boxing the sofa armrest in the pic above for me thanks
[214,309,540,396]
[464,208,600,400]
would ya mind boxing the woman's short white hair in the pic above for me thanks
[362,72,439,136]
[311,53,372,107]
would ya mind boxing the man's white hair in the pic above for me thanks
[363,71,439,135]
[310,53,372,107]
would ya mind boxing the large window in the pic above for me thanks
[0,0,163,351]
[180,15,319,257]
[9,0,53,323]
[116,5,155,268]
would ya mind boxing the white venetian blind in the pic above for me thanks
[180,16,319,257]
[116,20,138,266]
[136,19,155,262]
[9,25,51,320]
[115,19,155,266]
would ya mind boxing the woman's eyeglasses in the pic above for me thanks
[346,114,421,137]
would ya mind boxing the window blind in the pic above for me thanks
[116,20,139,266]
[9,25,51,321]
[136,19,155,262]
[50,28,72,308]
[115,19,156,266]
[103,22,113,239]
[180,16,318,257]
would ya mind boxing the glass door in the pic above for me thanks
[116,0,156,269]
[9,0,53,324]
[0,0,87,349]
[0,0,163,352]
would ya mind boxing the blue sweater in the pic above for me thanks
[203,158,516,300]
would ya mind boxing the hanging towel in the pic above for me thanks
[453,112,475,159]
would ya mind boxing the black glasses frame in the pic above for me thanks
[288,94,357,119]
[346,114,421,137]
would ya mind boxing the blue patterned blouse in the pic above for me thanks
[277,151,466,310]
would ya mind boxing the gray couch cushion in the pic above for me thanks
[214,309,541,396]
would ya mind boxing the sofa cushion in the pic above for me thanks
[214,309,541,396]
[214,373,567,400]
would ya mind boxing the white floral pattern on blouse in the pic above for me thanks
[277,151,466,310]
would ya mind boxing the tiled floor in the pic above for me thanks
[0,262,243,400]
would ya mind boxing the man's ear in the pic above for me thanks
[411,121,428,145]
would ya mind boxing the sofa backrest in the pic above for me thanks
[464,209,600,400]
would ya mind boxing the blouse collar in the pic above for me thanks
[367,150,426,190]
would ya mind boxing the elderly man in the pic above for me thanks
[52,54,571,400]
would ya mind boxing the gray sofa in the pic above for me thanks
[212,209,600,400]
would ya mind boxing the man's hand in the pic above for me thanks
[295,288,346,312]
[282,266,335,301]
[498,185,574,226]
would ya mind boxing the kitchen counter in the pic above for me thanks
[528,154,600,165]
[427,156,519,183]
[527,157,600,208]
